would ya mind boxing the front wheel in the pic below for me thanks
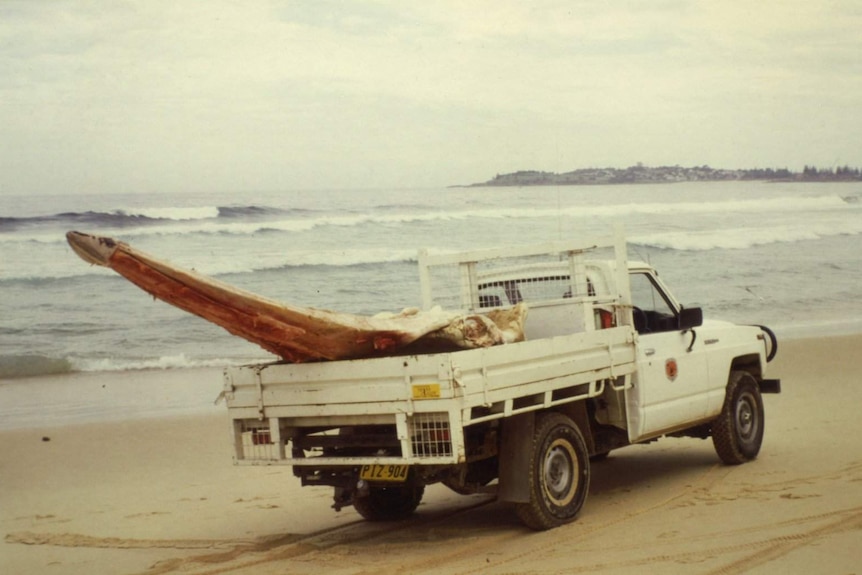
[712,371,765,464]
[515,412,590,531]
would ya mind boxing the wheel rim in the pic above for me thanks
[735,391,758,442]
[543,438,578,506]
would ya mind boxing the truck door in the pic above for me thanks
[626,272,710,441]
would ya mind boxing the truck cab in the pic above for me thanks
[472,258,778,445]
[625,263,777,442]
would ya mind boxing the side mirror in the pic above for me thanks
[679,306,703,330]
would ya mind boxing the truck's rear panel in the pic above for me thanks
[223,324,637,467]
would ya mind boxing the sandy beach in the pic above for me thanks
[2,334,861,575]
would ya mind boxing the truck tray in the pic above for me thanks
[223,325,636,466]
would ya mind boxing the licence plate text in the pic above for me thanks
[359,464,409,482]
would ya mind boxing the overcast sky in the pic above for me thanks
[1,1,860,195]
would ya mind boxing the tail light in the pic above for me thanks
[251,429,272,445]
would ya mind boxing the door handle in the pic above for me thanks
[644,348,656,356]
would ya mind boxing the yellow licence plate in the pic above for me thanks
[412,383,441,399]
[359,464,409,483]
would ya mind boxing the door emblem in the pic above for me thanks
[665,358,679,381]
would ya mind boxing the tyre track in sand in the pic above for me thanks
[491,506,862,575]
[8,459,858,574]
[452,459,862,574]
[401,457,862,575]
[161,459,730,575]
[702,506,862,575]
[440,462,732,575]
[275,460,732,575]
[5,464,714,575]
[5,496,498,575]
[296,462,733,575]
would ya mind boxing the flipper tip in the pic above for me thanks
[66,231,119,267]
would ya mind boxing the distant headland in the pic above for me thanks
[462,164,862,187]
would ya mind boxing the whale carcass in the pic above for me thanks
[66,231,527,362]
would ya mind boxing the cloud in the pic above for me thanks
[1,1,860,194]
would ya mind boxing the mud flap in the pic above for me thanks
[759,378,781,394]
[498,412,535,503]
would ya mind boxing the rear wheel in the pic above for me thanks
[515,412,590,531]
[712,371,765,464]
[353,474,425,521]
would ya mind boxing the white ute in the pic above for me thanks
[222,227,780,530]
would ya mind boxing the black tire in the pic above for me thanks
[515,412,590,531]
[712,371,765,465]
[353,475,425,521]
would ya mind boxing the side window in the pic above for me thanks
[629,273,678,333]
[478,276,577,307]
[477,282,521,307]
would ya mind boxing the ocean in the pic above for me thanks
[2,181,861,383]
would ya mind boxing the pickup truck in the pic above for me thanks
[221,227,779,530]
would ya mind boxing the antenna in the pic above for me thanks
[630,241,650,264]
[556,186,563,241]
[556,132,563,241]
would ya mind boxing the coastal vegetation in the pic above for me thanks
[467,164,862,187]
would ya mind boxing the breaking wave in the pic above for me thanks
[633,220,862,251]
[1,195,854,244]
[0,204,299,238]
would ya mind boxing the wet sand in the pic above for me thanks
[2,335,861,574]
